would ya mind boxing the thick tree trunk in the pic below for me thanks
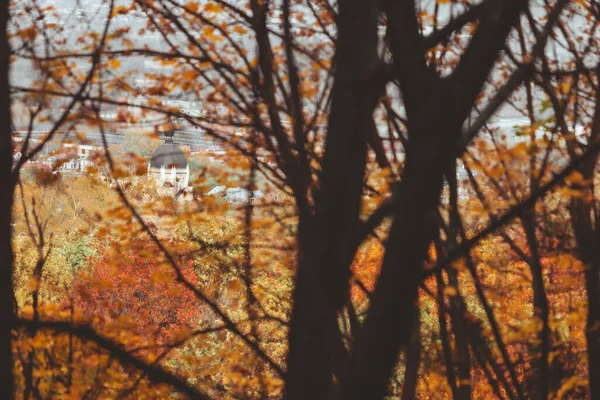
[584,254,600,400]
[338,0,527,394]
[569,65,600,400]
[284,1,382,398]
[287,0,527,397]
[0,1,14,397]
[570,197,600,400]
[340,121,452,399]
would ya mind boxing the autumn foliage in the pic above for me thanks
[4,0,600,399]
[74,245,201,342]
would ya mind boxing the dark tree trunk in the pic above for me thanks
[338,0,526,396]
[0,0,14,397]
[285,0,526,397]
[284,1,383,398]
[569,65,600,400]
[569,196,600,400]
[341,115,453,400]
[584,251,600,400]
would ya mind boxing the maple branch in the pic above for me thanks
[439,135,600,276]
[250,0,302,194]
[283,0,310,203]
[422,1,485,49]
[384,0,432,121]
[456,0,569,154]
[305,0,335,44]
[15,319,212,400]
[16,49,210,62]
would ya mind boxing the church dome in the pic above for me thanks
[150,130,187,169]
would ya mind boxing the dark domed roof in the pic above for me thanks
[150,133,187,169]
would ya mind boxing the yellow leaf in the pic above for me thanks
[202,26,224,42]
[109,59,121,69]
[112,5,131,17]
[568,170,584,185]
[110,167,129,179]
[28,276,40,291]
[443,286,458,296]
[450,258,467,271]
[183,70,198,81]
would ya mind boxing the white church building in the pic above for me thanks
[148,129,190,192]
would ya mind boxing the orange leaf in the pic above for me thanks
[233,26,247,35]
[204,2,222,13]
[185,2,199,13]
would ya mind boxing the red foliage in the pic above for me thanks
[74,246,201,342]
